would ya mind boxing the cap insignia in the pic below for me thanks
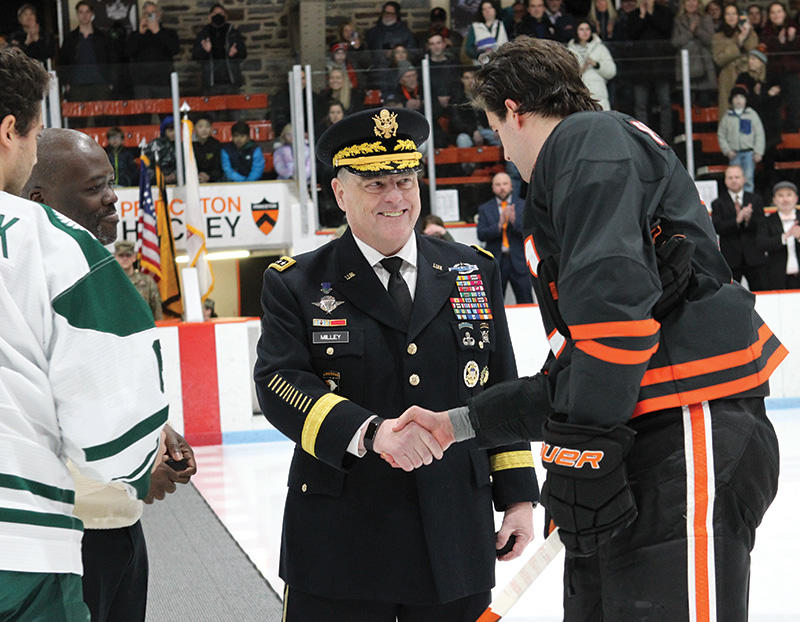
[373,109,399,139]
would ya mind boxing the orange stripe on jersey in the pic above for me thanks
[641,324,773,387]
[524,234,540,277]
[575,339,659,365]
[569,318,661,340]
[632,343,787,417]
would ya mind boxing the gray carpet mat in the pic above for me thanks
[141,482,283,621]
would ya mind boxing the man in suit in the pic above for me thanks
[477,171,534,303]
[761,180,800,289]
[254,108,538,621]
[711,165,768,290]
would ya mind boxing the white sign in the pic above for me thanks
[434,188,460,222]
[694,180,719,212]
[114,181,296,250]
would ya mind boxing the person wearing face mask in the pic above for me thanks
[191,3,247,95]
[717,85,765,193]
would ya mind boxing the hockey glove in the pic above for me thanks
[540,414,637,557]
[652,233,696,320]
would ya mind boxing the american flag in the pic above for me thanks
[136,155,162,281]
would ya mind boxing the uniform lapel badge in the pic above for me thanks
[322,371,341,393]
[432,263,443,271]
[458,322,474,330]
[463,331,475,347]
[481,328,490,345]
[449,262,479,274]
[480,366,489,386]
[313,318,347,327]
[313,295,345,314]
[464,360,480,388]
[321,282,333,294]
[344,272,356,280]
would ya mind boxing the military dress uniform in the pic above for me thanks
[253,108,538,621]
[464,112,786,621]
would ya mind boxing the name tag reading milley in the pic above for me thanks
[312,331,350,344]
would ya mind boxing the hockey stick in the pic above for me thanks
[476,527,564,622]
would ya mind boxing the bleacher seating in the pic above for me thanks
[82,120,274,148]
[61,94,268,118]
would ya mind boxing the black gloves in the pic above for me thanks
[652,231,696,320]
[540,414,637,556]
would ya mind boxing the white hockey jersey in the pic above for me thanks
[0,193,168,574]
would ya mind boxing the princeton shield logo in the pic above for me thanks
[251,198,279,235]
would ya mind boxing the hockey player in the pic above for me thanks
[396,37,785,621]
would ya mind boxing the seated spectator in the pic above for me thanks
[449,67,500,150]
[713,2,758,116]
[711,165,768,290]
[392,61,423,111]
[327,42,360,89]
[105,127,137,187]
[316,100,345,137]
[203,298,218,320]
[191,3,247,95]
[748,3,765,35]
[144,116,177,183]
[464,1,509,64]
[545,0,577,43]
[519,0,557,40]
[417,7,464,53]
[269,69,324,140]
[222,121,265,182]
[568,22,616,110]
[706,0,723,31]
[671,0,717,106]
[273,123,311,181]
[317,67,363,119]
[736,47,782,193]
[126,1,179,100]
[588,0,617,40]
[10,3,55,65]
[193,114,222,183]
[365,2,417,76]
[59,1,117,103]
[761,181,800,289]
[717,86,765,193]
[759,1,800,131]
[420,214,455,241]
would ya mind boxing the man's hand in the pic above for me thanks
[228,43,238,57]
[145,425,196,503]
[163,424,197,484]
[201,37,212,53]
[372,419,444,472]
[198,171,210,183]
[393,406,455,452]
[497,502,534,561]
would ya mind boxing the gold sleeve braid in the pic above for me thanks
[490,450,535,472]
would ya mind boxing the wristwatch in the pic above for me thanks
[363,416,385,453]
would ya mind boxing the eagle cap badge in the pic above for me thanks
[373,109,398,139]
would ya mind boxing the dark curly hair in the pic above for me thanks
[472,37,600,120]
[0,47,49,137]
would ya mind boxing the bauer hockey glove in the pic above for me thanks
[652,233,696,320]
[540,414,637,556]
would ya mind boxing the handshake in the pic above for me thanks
[369,407,457,471]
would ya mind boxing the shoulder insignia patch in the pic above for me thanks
[472,244,494,260]
[269,256,296,272]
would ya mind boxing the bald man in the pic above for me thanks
[23,128,196,622]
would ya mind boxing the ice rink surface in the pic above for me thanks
[192,405,799,621]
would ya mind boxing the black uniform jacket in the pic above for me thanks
[467,112,786,446]
[254,229,538,604]
[711,191,768,271]
[760,208,800,289]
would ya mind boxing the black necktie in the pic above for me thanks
[380,257,412,324]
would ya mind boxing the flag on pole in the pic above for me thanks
[136,155,161,280]
[181,117,214,299]
[154,160,183,317]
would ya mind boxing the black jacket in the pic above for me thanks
[191,23,247,88]
[194,137,222,182]
[254,230,538,603]
[127,27,180,86]
[760,209,800,289]
[711,190,768,271]
[58,27,117,86]
[105,146,138,187]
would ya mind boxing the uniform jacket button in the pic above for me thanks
[409,374,420,386]
[301,483,308,493]
[326,347,334,355]
[407,343,418,355]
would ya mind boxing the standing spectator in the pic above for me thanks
[105,127,137,187]
[626,0,675,142]
[464,1,509,63]
[504,1,530,38]
[272,123,310,181]
[711,164,768,289]
[316,100,345,137]
[428,32,459,112]
[545,0,578,43]
[335,20,370,73]
[327,42,360,89]
[477,172,534,303]
[706,0,724,31]
[317,67,363,118]
[759,1,800,131]
[568,20,617,110]
[191,3,247,95]
[269,69,324,141]
[193,114,222,183]
[748,3,766,34]
[59,0,117,103]
[717,86,765,192]
[222,121,265,182]
[761,180,800,288]
[144,116,177,183]
[712,2,758,116]
[588,0,618,40]
[736,47,782,194]
[671,0,717,105]
[126,1,179,100]
[114,240,163,319]
[365,2,417,79]
[519,0,558,40]
[10,3,55,65]
[418,6,464,52]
